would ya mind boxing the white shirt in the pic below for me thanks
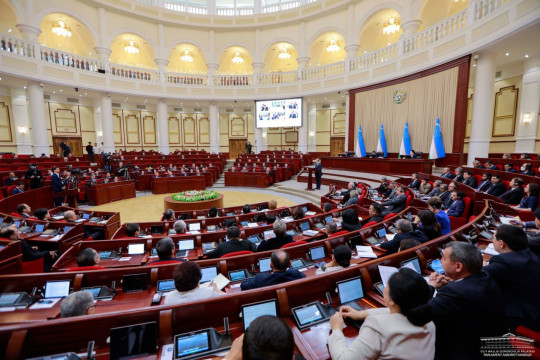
[163,286,222,306]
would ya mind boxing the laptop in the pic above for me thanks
[44,280,70,299]
[156,279,175,293]
[188,223,201,232]
[127,243,145,255]
[299,221,310,232]
[336,277,367,312]
[110,322,157,360]
[200,266,218,284]
[241,299,278,330]
[177,239,195,258]
[258,257,271,272]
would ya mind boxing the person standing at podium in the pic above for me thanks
[314,158,323,190]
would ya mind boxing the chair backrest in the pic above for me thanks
[7,185,16,195]
[220,250,253,258]
[10,212,21,218]
[383,213,396,221]
[462,197,472,218]
[22,257,44,274]
[406,195,412,207]
[361,220,377,228]
[502,181,510,190]
[280,240,307,249]
[473,175,482,185]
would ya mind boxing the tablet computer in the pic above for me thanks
[292,302,334,329]
[241,299,278,331]
[34,224,45,233]
[376,227,387,238]
[200,266,218,283]
[188,223,201,232]
[401,257,421,274]
[309,246,325,261]
[258,257,271,272]
[150,225,164,234]
[299,221,310,232]
[127,243,145,255]
[324,215,333,224]
[290,258,306,269]
[82,213,91,220]
[428,259,445,274]
[337,276,364,304]
[178,239,195,251]
[157,279,175,293]
[122,273,147,293]
[110,321,157,360]
[175,330,210,358]
[63,226,74,233]
[44,280,70,298]
[228,269,248,282]
[373,281,385,296]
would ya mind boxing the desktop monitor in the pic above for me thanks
[241,300,278,331]
[336,277,364,304]
[44,280,70,298]
[309,246,325,261]
[128,243,145,255]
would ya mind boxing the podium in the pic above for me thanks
[304,166,315,191]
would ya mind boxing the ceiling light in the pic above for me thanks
[525,54,529,58]
[473,63,476,67]
[52,20,72,38]
[278,48,291,60]
[124,40,139,54]
[326,39,340,53]
[60,89,62,92]
[383,16,400,35]
[180,49,193,62]
[23,86,26,89]
[8,29,11,33]
[232,52,244,64]
[505,52,509,56]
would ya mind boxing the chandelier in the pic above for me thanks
[278,48,291,60]
[232,52,244,64]
[383,16,400,35]
[124,40,139,54]
[326,39,340,53]
[180,49,193,62]
[52,20,72,38]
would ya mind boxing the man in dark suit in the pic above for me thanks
[256,220,293,252]
[428,242,505,359]
[485,161,498,170]
[341,182,355,204]
[374,177,388,193]
[453,167,464,183]
[440,167,456,179]
[11,182,25,195]
[476,173,493,192]
[206,226,254,258]
[521,208,540,255]
[446,191,465,217]
[504,163,517,173]
[484,225,540,332]
[240,249,305,290]
[360,203,384,226]
[486,175,506,197]
[314,158,323,190]
[428,180,443,197]
[379,219,429,254]
[407,173,420,190]
[4,171,18,186]
[85,142,94,162]
[441,182,458,209]
[381,185,407,216]
[462,171,477,188]
[51,166,65,207]
[499,177,524,205]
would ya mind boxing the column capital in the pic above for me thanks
[297,57,310,69]
[94,47,112,61]
[401,19,422,39]
[252,62,264,74]
[344,44,360,58]
[16,24,41,41]
[155,58,169,68]
[206,63,219,73]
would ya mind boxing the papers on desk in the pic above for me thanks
[281,216,294,222]
[74,219,87,223]
[302,230,320,237]
[50,234,64,242]
[378,265,399,287]
[305,211,316,216]
[355,245,377,259]
[52,215,64,220]
[499,216,519,225]
[118,257,132,261]
[200,273,230,290]
[187,231,200,235]
[247,222,259,228]
[484,243,500,256]
[385,233,396,241]
[30,298,61,309]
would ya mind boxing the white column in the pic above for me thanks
[345,93,350,151]
[10,88,32,154]
[100,93,115,153]
[297,22,310,70]
[252,29,264,74]
[94,7,111,70]
[157,99,169,154]
[93,98,104,146]
[514,58,540,153]
[27,82,49,156]
[468,52,497,166]
[298,101,308,153]
[308,102,317,152]
[255,127,263,154]
[209,101,220,153]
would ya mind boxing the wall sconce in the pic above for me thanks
[262,133,267,138]
[18,126,27,134]
[522,113,531,124]
[97,131,103,137]
[309,131,315,136]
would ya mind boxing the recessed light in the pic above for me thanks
[505,52,509,56]
[60,89,63,92]
[473,64,476,67]
[84,92,87,95]
[23,86,26,89]
[525,54,529,58]
[53,91,56,93]
[8,29,11,33]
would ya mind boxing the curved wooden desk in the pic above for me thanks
[164,193,224,211]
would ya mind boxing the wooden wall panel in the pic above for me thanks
[112,113,123,144]
[492,86,518,137]
[0,101,13,142]
[168,116,181,144]
[143,116,156,144]
[183,115,196,145]
[198,117,210,144]
[125,114,140,144]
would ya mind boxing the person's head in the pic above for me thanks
[227,226,241,240]
[398,238,421,251]
[441,242,482,280]
[396,185,406,195]
[420,177,428,185]
[64,210,76,221]
[163,209,175,220]
[326,222,338,235]
[504,162,514,170]
[125,223,140,237]
[455,167,462,175]
[270,250,290,271]
[341,208,359,225]
[173,261,202,292]
[503,153,511,159]
[443,167,451,174]
[380,176,387,184]
[448,182,458,192]
[242,316,295,360]
[332,245,351,268]
[16,182,25,189]
[208,207,218,218]
[522,163,532,172]
[369,203,382,217]
[76,248,100,267]
[417,209,438,228]
[266,213,276,224]
[511,177,524,188]
[452,190,464,201]
[292,207,304,220]
[396,219,413,234]
[323,202,333,212]
[427,196,443,212]
[481,173,490,181]
[242,204,251,214]
[268,200,277,210]
[439,183,448,193]
[463,170,472,179]
[434,180,442,188]
[17,203,31,216]
[60,291,95,318]
[411,173,417,180]
[347,182,354,190]
[272,220,286,236]
[491,174,501,184]
[385,268,432,327]
[527,183,540,197]
[34,208,50,221]
[485,160,493,167]
[494,224,528,253]
[156,237,175,259]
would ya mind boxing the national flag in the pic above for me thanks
[355,125,367,157]
[399,122,412,158]
[376,124,388,157]
[429,118,446,159]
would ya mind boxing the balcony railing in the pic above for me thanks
[40,46,104,72]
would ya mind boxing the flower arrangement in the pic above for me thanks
[172,190,218,202]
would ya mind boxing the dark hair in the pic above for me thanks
[271,250,290,271]
[388,268,432,326]
[266,213,276,224]
[163,209,175,221]
[427,197,442,209]
[370,203,383,214]
[208,207,218,218]
[417,209,441,233]
[156,237,175,259]
[506,162,514,168]
[292,207,304,220]
[173,261,202,292]
[125,223,140,237]
[495,224,528,251]
[17,181,24,186]
[16,204,27,214]
[227,226,241,239]
[464,170,472,176]
[454,191,465,200]
[491,174,501,180]
[341,208,359,225]
[512,177,524,187]
[399,238,421,251]
[323,203,333,212]
[224,219,237,228]
[33,208,49,221]
[242,204,251,214]
[242,316,294,360]
[444,242,482,274]
[333,245,351,268]
[0,228,16,239]
[535,208,540,220]
[482,173,491,178]
[77,248,98,267]
[528,183,540,197]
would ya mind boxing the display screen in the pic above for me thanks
[255,98,302,128]
[401,258,421,274]
[377,228,387,238]
[299,222,310,231]
[99,251,113,258]
[325,215,333,223]
[128,243,145,255]
[258,258,271,272]
[310,247,325,261]
[81,287,102,298]
[44,280,70,298]
[429,259,445,274]
[64,226,73,233]
[175,331,210,358]
[0,293,21,305]
[82,213,91,219]
[188,223,201,231]
[200,267,217,283]
[229,270,247,282]
[157,280,175,292]
[337,277,364,304]
[178,239,195,251]
[294,304,323,326]
[110,322,157,360]
[242,300,277,330]
[290,259,304,269]
[34,224,45,233]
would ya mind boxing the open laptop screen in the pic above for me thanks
[337,277,364,304]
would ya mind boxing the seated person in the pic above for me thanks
[462,171,477,188]
[398,238,421,252]
[323,202,333,212]
[360,203,384,227]
[374,177,388,193]
[380,219,429,254]
[438,184,451,207]
[518,208,540,255]
[240,250,305,290]
[163,209,175,221]
[16,203,32,218]
[292,206,305,220]
[4,171,18,186]
[500,177,525,205]
[326,222,348,238]
[504,162,517,173]
[344,190,359,206]
[521,163,535,176]
[266,213,276,224]
[446,191,465,217]
[206,226,254,258]
[63,210,77,222]
[383,182,398,200]
[427,197,451,235]
[381,185,407,216]
[33,208,51,221]
[124,223,140,238]
[453,167,464,183]
[341,182,355,204]
[242,204,251,214]
[418,178,432,195]
[476,173,493,192]
[315,245,351,274]
[60,291,96,318]
[412,210,442,240]
[485,160,498,170]
[502,153,512,159]
[512,183,539,211]
[484,225,540,332]
[207,207,219,218]
[67,248,106,271]
[11,182,25,195]
[65,210,104,240]
[472,160,485,169]
[164,261,224,305]
[408,173,420,189]
[428,180,443,197]
[256,220,293,252]
[486,175,506,197]
[378,182,392,198]
[328,268,435,360]
[147,237,185,265]
[440,167,456,179]
[173,220,186,234]
[340,208,362,232]
[268,199,277,210]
